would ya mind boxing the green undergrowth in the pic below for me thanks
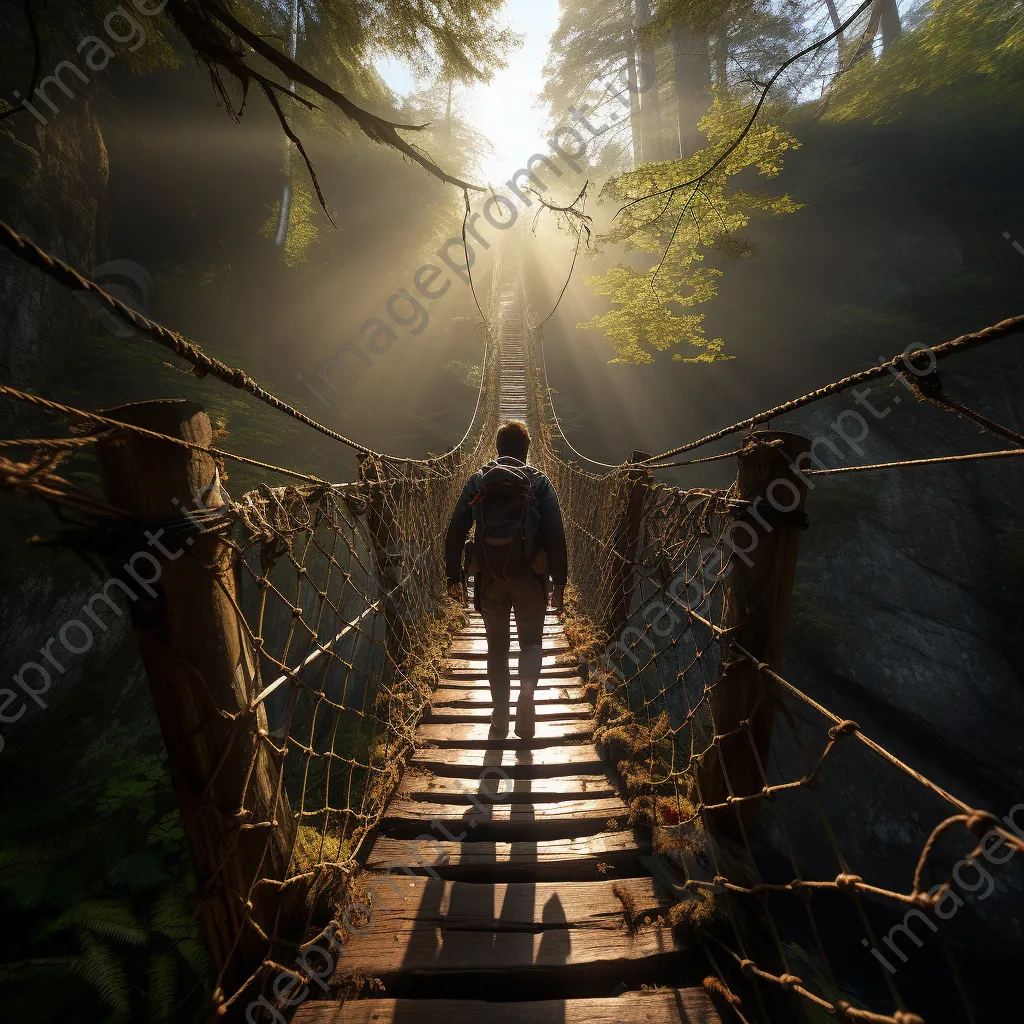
[0,707,210,1023]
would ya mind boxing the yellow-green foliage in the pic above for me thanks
[289,827,352,875]
[260,177,320,267]
[667,889,724,932]
[826,0,1024,123]
[581,94,802,364]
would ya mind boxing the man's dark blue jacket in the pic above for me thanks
[444,456,568,586]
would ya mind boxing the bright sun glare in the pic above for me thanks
[376,0,561,187]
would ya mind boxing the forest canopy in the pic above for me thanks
[538,0,1023,363]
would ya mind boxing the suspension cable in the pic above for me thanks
[0,218,491,468]
[514,224,624,471]
[641,314,1024,465]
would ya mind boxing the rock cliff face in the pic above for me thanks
[761,341,1024,971]
[0,91,108,403]
[783,344,1024,813]
[1,16,113,752]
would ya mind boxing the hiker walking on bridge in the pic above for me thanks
[445,420,567,740]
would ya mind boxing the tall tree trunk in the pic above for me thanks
[823,0,845,69]
[634,0,665,162]
[0,38,107,415]
[879,0,902,49]
[625,43,643,167]
[671,22,711,158]
[712,29,729,93]
[850,2,883,65]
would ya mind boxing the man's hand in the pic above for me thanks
[448,581,467,605]
[549,584,565,614]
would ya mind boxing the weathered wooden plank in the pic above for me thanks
[384,796,627,824]
[463,610,562,622]
[431,686,584,705]
[448,643,572,660]
[380,796,629,840]
[366,830,648,881]
[294,990,721,1024]
[424,702,592,723]
[347,877,670,932]
[459,627,565,640]
[449,634,569,650]
[395,771,617,804]
[442,653,576,671]
[328,923,687,985]
[410,745,605,778]
[440,665,581,681]
[416,721,592,748]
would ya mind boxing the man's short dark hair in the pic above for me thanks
[496,420,530,460]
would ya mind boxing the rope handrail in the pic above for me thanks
[0,384,331,484]
[0,219,493,468]
[640,314,1024,465]
[804,446,1024,475]
[514,223,626,471]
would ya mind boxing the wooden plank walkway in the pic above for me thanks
[294,609,719,1023]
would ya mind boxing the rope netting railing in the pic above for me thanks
[0,224,507,1014]
[208,449,495,1010]
[4,203,1024,1023]
[0,405,503,1015]
[517,256,1024,1022]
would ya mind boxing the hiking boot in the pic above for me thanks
[514,696,535,740]
[489,708,510,738]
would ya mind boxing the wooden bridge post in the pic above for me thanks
[95,399,296,1004]
[608,451,652,636]
[699,430,809,839]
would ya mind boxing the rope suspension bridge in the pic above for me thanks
[1,216,1023,1024]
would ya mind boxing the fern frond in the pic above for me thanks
[174,938,212,980]
[44,900,148,947]
[150,887,191,934]
[148,951,178,1023]
[73,932,132,1022]
[147,811,185,849]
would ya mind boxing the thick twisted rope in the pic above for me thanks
[0,384,328,484]
[805,447,1024,476]
[641,314,1024,465]
[0,219,377,454]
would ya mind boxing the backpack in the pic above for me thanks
[468,460,541,579]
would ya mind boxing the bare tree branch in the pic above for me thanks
[169,0,485,196]
[257,79,337,229]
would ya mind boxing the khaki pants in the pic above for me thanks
[477,572,547,709]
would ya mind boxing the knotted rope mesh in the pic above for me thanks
[3,217,1022,1022]
[0,238,503,1014]
[521,293,1022,1021]
[197,348,502,1006]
